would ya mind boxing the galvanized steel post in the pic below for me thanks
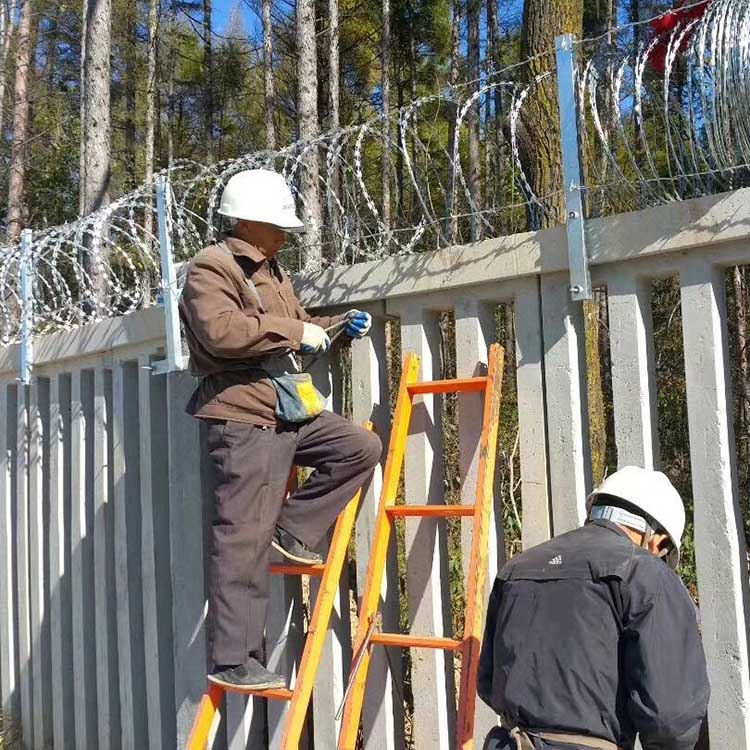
[555,34,592,302]
[154,175,185,373]
[19,228,33,384]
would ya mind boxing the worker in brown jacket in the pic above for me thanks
[179,169,382,690]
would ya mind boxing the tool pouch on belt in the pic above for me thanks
[261,353,327,424]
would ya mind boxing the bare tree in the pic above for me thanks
[381,0,392,233]
[467,0,482,240]
[296,0,322,270]
[263,0,276,149]
[0,0,18,136]
[81,0,112,300]
[5,0,32,243]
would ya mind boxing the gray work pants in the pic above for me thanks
[205,410,382,666]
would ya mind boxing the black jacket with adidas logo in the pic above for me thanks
[477,520,709,750]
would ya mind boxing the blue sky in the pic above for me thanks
[213,1,261,36]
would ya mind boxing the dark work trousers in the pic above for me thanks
[205,410,382,666]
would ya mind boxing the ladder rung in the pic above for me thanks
[221,685,294,701]
[385,505,475,518]
[408,377,487,395]
[369,633,463,651]
[269,563,326,577]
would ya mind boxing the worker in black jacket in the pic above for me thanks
[478,466,710,750]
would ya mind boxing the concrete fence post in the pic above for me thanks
[19,228,33,385]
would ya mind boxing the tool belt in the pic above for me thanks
[501,719,623,750]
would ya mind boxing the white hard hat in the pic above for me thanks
[587,466,686,569]
[217,169,305,233]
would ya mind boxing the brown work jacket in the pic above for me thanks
[179,235,344,425]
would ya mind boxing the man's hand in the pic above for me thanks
[301,322,331,353]
[345,310,372,339]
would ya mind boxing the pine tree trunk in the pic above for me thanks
[145,0,159,186]
[0,0,18,158]
[467,0,482,240]
[328,0,339,133]
[520,0,583,229]
[166,6,176,167]
[381,0,392,234]
[79,0,87,215]
[124,3,138,189]
[5,0,32,243]
[297,0,322,270]
[144,0,159,273]
[203,0,214,161]
[487,0,503,215]
[81,0,112,301]
[445,0,461,243]
[327,0,341,258]
[263,0,276,149]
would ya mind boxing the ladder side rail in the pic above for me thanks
[282,424,373,748]
[338,354,421,749]
[456,345,505,749]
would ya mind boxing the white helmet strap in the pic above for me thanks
[590,504,653,537]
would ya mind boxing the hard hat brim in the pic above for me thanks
[217,207,306,233]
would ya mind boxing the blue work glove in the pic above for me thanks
[345,310,372,339]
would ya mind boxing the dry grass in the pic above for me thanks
[0,713,21,750]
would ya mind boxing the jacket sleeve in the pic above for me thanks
[623,564,710,750]
[181,254,305,358]
[477,578,503,710]
[280,268,347,331]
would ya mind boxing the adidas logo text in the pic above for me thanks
[548,555,563,565]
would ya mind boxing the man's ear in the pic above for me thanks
[647,532,671,560]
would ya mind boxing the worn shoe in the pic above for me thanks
[271,527,323,565]
[208,658,286,690]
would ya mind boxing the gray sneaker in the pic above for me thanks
[208,658,286,690]
[271,527,323,565]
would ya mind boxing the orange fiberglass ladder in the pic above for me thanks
[187,425,372,750]
[338,344,504,750]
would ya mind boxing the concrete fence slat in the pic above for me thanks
[48,374,74,749]
[454,296,499,744]
[392,301,456,750]
[0,382,18,722]
[137,357,166,748]
[607,271,660,469]
[93,367,119,750]
[539,272,591,535]
[70,369,98,747]
[15,383,33,746]
[312,347,353,748]
[266,574,306,750]
[513,277,552,550]
[166,370,209,747]
[679,256,750,749]
[225,691,265,750]
[28,379,52,747]
[350,308,405,750]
